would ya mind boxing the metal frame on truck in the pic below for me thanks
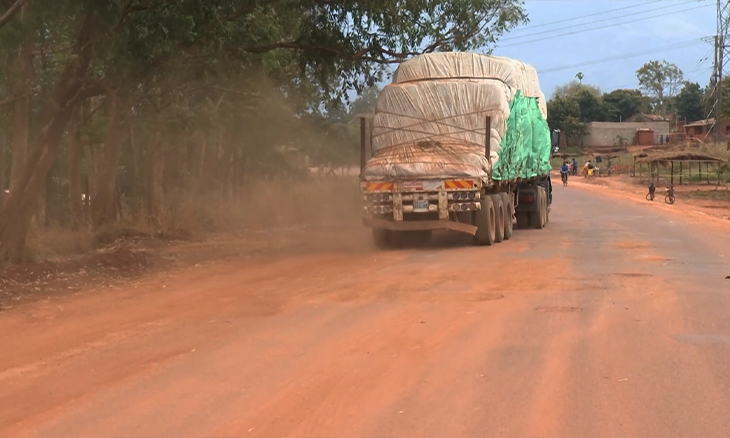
[359,117,551,248]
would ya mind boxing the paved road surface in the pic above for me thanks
[3,183,730,437]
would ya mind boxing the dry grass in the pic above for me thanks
[22,176,363,263]
[24,227,95,263]
[161,176,362,235]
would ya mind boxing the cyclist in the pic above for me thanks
[560,161,570,185]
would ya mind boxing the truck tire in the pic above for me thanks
[499,192,514,240]
[475,195,496,246]
[530,187,545,229]
[490,194,505,243]
[372,228,391,249]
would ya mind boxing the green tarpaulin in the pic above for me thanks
[492,90,552,181]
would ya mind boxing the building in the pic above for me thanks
[625,113,670,123]
[582,121,670,147]
[683,119,730,140]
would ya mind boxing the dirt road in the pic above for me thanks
[3,182,730,437]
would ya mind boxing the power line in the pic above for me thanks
[507,0,662,33]
[500,3,714,48]
[501,0,700,42]
[537,38,707,74]
[685,51,713,79]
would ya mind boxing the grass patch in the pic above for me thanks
[24,227,95,263]
[684,189,730,202]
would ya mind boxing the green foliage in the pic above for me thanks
[547,96,586,145]
[552,80,601,99]
[574,89,607,122]
[674,81,705,122]
[602,89,642,122]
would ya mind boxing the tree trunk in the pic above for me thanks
[9,43,32,191]
[68,106,83,230]
[128,119,140,202]
[0,130,5,213]
[91,98,126,229]
[146,131,165,224]
[0,10,96,263]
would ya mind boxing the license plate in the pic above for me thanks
[413,199,429,210]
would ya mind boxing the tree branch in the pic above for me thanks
[238,41,413,64]
[223,0,281,22]
[115,1,151,30]
[0,0,25,31]
[0,94,25,108]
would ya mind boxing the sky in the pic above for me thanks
[495,0,716,97]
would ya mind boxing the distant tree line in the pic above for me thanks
[547,60,713,146]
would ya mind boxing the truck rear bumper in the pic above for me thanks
[363,217,477,235]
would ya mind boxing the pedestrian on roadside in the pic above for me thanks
[666,134,670,144]
[648,181,656,201]
[659,135,664,145]
[572,158,578,176]
[583,160,593,177]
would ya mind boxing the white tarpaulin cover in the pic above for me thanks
[362,52,547,181]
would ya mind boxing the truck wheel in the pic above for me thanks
[541,186,549,227]
[516,212,530,229]
[372,228,391,249]
[530,187,545,229]
[499,192,514,240]
[490,194,504,243]
[475,196,496,246]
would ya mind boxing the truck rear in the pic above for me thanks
[359,52,553,248]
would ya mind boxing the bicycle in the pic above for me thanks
[646,191,655,201]
[665,187,675,205]
[561,172,568,186]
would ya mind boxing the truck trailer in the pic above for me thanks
[359,52,553,248]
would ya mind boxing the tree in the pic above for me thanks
[636,60,683,118]
[574,89,608,122]
[575,72,584,84]
[603,89,643,122]
[675,81,705,122]
[547,97,586,145]
[0,0,26,31]
[552,80,601,100]
[348,86,381,119]
[0,0,529,263]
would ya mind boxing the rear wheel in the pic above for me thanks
[490,194,505,243]
[530,187,545,229]
[475,195,496,246]
[499,192,514,240]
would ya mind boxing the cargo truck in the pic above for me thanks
[359,52,553,248]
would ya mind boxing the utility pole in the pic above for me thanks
[714,0,730,141]
[715,34,722,142]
